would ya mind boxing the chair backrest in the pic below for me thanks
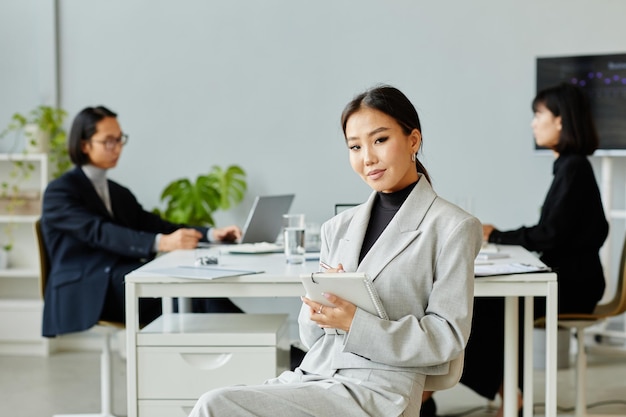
[595,231,626,317]
[552,232,626,323]
[334,203,359,215]
[424,350,464,391]
[34,218,50,300]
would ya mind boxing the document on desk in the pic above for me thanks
[219,242,284,254]
[476,252,510,261]
[474,262,551,277]
[147,266,264,280]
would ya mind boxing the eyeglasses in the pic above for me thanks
[91,134,129,150]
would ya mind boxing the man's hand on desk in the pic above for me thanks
[159,228,203,252]
[211,225,242,243]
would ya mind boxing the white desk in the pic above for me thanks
[125,245,557,417]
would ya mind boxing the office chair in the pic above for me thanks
[403,351,465,417]
[536,233,626,417]
[424,350,465,391]
[334,203,359,215]
[35,219,123,417]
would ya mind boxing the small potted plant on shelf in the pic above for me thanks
[0,105,70,260]
[0,105,71,179]
[0,223,13,269]
[153,165,247,226]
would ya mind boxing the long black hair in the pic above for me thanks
[532,83,599,155]
[341,85,431,183]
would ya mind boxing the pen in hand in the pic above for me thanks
[319,261,332,270]
[319,261,345,272]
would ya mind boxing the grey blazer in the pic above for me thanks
[298,177,482,376]
[186,178,483,417]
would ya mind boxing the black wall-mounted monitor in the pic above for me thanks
[535,53,626,155]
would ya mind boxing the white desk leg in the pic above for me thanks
[126,281,138,417]
[161,297,191,313]
[503,296,519,417]
[162,297,173,314]
[545,281,558,417]
[523,296,534,417]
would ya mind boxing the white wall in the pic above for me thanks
[2,0,625,226]
[2,0,626,334]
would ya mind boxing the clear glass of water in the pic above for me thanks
[283,214,306,264]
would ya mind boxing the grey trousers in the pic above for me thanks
[188,368,426,417]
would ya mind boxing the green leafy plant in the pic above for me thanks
[0,105,70,252]
[0,105,70,179]
[1,226,13,252]
[153,165,247,226]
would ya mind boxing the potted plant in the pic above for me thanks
[153,165,247,226]
[0,105,70,256]
[0,105,70,179]
[0,220,14,268]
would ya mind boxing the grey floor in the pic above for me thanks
[1,341,626,417]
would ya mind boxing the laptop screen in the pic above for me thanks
[240,194,295,243]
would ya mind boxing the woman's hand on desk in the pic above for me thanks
[301,293,357,332]
[482,224,496,242]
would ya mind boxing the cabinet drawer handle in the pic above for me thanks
[180,353,233,370]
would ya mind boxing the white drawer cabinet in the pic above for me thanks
[138,400,196,417]
[138,346,282,398]
[135,313,289,416]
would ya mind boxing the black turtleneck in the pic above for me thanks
[358,181,417,264]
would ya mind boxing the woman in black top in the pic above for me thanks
[422,83,609,417]
[485,83,608,315]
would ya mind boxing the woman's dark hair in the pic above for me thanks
[68,106,117,166]
[532,83,599,155]
[340,85,431,183]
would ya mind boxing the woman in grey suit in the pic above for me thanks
[189,85,482,417]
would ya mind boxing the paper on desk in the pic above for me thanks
[476,252,510,260]
[220,242,283,254]
[147,266,264,280]
[474,262,551,277]
[479,242,499,253]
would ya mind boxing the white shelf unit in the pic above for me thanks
[0,152,51,355]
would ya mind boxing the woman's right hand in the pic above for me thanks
[319,262,345,273]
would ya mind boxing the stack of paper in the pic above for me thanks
[475,262,551,277]
[220,242,283,254]
[479,242,499,253]
[147,266,264,280]
[476,243,510,261]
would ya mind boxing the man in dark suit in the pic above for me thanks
[41,106,242,337]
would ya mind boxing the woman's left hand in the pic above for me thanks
[301,293,357,332]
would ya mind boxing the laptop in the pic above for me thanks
[198,194,295,253]
[239,194,295,244]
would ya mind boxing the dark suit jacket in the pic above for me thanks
[40,167,208,337]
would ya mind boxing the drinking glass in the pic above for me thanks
[283,214,306,264]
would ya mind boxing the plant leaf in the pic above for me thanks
[154,165,247,227]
